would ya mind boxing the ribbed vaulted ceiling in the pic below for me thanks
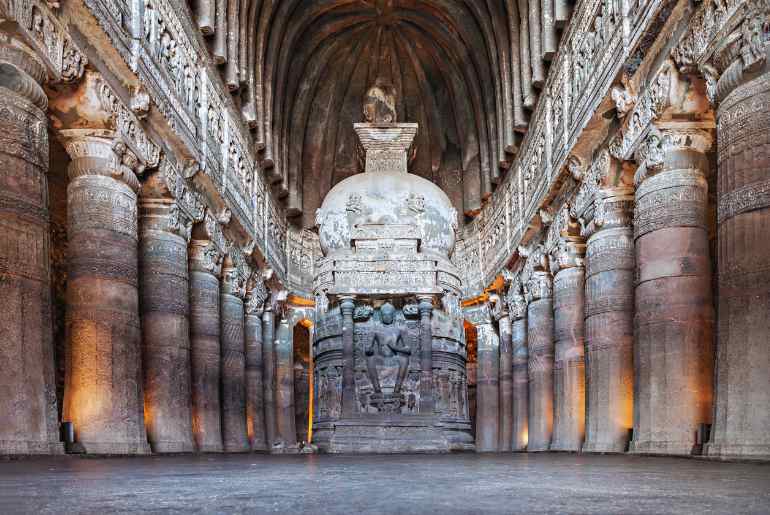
[211,0,571,227]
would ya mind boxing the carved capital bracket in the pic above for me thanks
[634,125,714,185]
[189,239,223,277]
[245,272,270,316]
[502,270,528,321]
[60,129,143,193]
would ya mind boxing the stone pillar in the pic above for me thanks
[631,127,714,455]
[550,240,587,452]
[474,306,500,452]
[0,35,62,454]
[220,259,249,452]
[340,295,357,417]
[60,130,149,454]
[275,317,297,447]
[510,292,529,451]
[493,296,513,452]
[706,29,770,459]
[189,238,224,452]
[138,197,195,453]
[262,306,277,447]
[245,289,267,451]
[583,188,635,453]
[417,295,435,414]
[526,269,554,452]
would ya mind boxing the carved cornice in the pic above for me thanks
[4,0,86,83]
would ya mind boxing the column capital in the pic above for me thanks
[339,295,356,315]
[0,33,47,109]
[189,239,223,277]
[526,270,553,301]
[245,276,269,316]
[139,197,197,240]
[489,293,509,322]
[634,126,714,186]
[417,294,435,314]
[60,130,145,193]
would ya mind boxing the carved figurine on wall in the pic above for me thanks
[365,303,412,408]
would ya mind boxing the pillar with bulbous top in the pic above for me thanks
[418,295,435,414]
[139,197,195,453]
[340,296,357,417]
[0,35,62,454]
[496,305,513,452]
[275,317,297,448]
[631,127,714,456]
[475,314,500,452]
[510,289,529,451]
[551,240,586,452]
[60,130,150,454]
[527,270,554,452]
[245,292,267,451]
[189,239,223,452]
[262,306,277,447]
[221,260,249,452]
[583,189,635,453]
[707,31,770,459]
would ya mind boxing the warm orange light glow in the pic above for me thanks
[288,294,316,307]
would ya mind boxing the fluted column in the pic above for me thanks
[189,238,224,452]
[475,310,500,453]
[245,288,267,451]
[550,239,586,452]
[275,317,297,447]
[340,296,357,417]
[0,35,62,454]
[583,187,635,453]
[526,269,554,452]
[631,127,714,455]
[262,306,277,447]
[418,295,435,414]
[510,289,529,451]
[221,258,249,452]
[493,295,513,452]
[60,130,150,454]
[138,197,195,453]
[707,28,770,459]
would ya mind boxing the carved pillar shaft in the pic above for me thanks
[189,239,223,452]
[418,295,434,414]
[476,321,500,452]
[275,317,297,447]
[707,46,770,459]
[0,36,62,454]
[139,198,195,453]
[60,131,149,454]
[511,315,529,450]
[245,306,267,451]
[551,265,586,452]
[262,307,277,447]
[340,296,357,417]
[527,271,554,452]
[221,263,249,452]
[631,129,714,455]
[584,222,635,453]
[498,313,513,452]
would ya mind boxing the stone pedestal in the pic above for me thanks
[551,265,586,452]
[512,314,529,451]
[275,317,297,448]
[631,129,714,456]
[0,36,62,455]
[139,198,195,453]
[245,295,267,451]
[319,416,450,453]
[497,312,513,452]
[584,225,634,453]
[475,321,500,452]
[189,239,223,452]
[526,271,554,452]
[60,131,149,455]
[221,262,249,452]
[262,307,278,448]
[707,49,770,459]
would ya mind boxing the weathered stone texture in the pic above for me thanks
[275,319,297,448]
[584,227,634,453]
[262,308,278,448]
[475,323,500,452]
[0,37,62,455]
[220,271,249,453]
[527,282,554,452]
[551,266,585,452]
[245,311,267,451]
[498,314,513,452]
[511,317,529,451]
[139,199,195,453]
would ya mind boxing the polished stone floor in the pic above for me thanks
[0,453,768,514]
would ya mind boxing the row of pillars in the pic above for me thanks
[475,56,770,458]
[0,35,298,455]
